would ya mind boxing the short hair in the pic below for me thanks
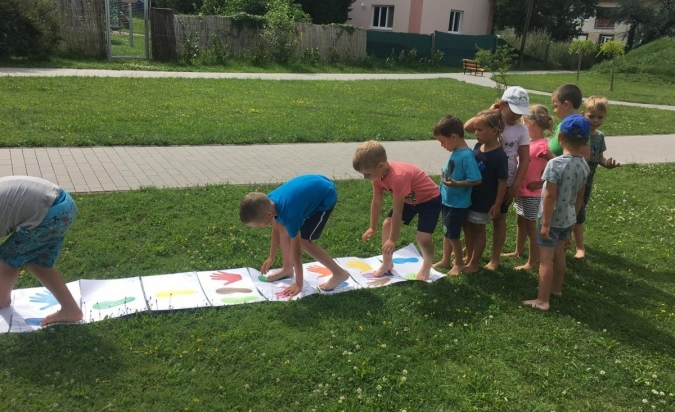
[553,83,583,109]
[523,104,554,132]
[433,114,464,138]
[474,109,504,133]
[239,192,272,224]
[558,132,589,149]
[353,140,387,171]
[583,95,609,115]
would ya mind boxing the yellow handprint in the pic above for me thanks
[345,259,373,274]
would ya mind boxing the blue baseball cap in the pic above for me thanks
[560,114,591,140]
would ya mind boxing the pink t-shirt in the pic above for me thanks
[517,138,550,197]
[373,161,440,205]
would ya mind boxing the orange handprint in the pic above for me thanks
[345,258,373,274]
[307,265,333,277]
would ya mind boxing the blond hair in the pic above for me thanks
[583,95,609,115]
[523,104,554,132]
[353,140,387,171]
[239,192,272,224]
[474,109,504,142]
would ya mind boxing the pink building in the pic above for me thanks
[348,0,495,35]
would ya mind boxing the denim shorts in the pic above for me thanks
[0,190,77,268]
[537,222,573,248]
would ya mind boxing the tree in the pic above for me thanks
[568,39,596,80]
[610,0,675,49]
[294,0,355,24]
[598,40,625,91]
[493,0,597,42]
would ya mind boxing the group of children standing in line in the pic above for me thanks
[0,83,622,328]
[239,83,621,311]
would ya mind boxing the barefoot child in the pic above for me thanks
[523,115,590,311]
[240,174,350,297]
[353,141,441,280]
[431,115,482,275]
[572,95,622,259]
[0,176,83,326]
[502,105,556,270]
[463,110,508,273]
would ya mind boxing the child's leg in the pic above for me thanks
[503,215,526,258]
[433,238,453,268]
[463,223,486,273]
[486,213,507,270]
[26,264,83,325]
[301,240,350,291]
[415,231,434,280]
[515,218,539,271]
[551,240,568,296]
[448,238,464,275]
[573,223,585,259]
[0,261,20,308]
[373,217,394,277]
[523,244,555,311]
[462,221,473,265]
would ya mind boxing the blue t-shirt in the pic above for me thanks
[268,174,337,238]
[441,147,482,208]
[470,143,509,213]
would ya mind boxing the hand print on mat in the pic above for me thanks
[29,291,58,310]
[345,259,373,274]
[307,265,332,277]
[210,271,243,285]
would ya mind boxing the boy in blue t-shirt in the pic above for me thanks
[240,174,350,297]
[431,115,482,275]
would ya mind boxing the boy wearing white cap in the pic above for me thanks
[464,86,530,270]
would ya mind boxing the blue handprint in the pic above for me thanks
[29,290,59,310]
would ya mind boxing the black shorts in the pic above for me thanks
[441,205,468,239]
[300,207,334,241]
[386,195,441,234]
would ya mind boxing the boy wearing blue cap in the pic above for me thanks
[523,114,590,311]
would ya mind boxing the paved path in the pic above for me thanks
[1,68,674,193]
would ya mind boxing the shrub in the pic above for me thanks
[497,27,593,70]
[0,0,60,59]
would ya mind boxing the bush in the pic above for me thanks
[0,0,60,59]
[497,27,594,70]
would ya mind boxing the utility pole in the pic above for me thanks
[518,0,534,68]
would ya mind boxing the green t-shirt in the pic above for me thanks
[550,121,591,156]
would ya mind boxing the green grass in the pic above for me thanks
[1,164,674,410]
[1,77,675,147]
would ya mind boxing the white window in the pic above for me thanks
[599,34,614,44]
[373,6,394,29]
[449,10,462,33]
[577,33,589,41]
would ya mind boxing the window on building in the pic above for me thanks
[449,10,462,33]
[577,33,589,41]
[372,6,394,29]
[599,34,614,44]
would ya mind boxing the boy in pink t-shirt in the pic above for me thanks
[353,141,441,280]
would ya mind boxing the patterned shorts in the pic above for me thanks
[0,190,77,268]
[514,196,541,221]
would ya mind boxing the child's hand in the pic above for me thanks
[526,180,544,191]
[261,257,275,274]
[488,204,500,220]
[505,185,517,202]
[282,283,301,297]
[382,239,396,255]
[604,157,622,169]
[362,228,376,241]
[540,225,551,241]
[441,178,456,187]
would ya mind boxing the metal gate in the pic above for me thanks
[104,0,150,59]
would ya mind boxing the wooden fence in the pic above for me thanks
[54,0,107,58]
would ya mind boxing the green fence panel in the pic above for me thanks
[433,32,504,67]
[366,30,432,59]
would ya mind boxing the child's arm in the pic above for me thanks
[539,181,557,241]
[440,177,482,187]
[362,191,384,241]
[282,234,304,297]
[464,117,477,134]
[261,222,280,273]
[600,155,622,169]
[507,144,530,202]
[489,178,508,219]
[384,198,405,255]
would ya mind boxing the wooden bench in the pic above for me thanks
[462,59,485,76]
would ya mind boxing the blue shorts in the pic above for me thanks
[537,222,573,248]
[0,190,77,268]
[386,195,441,234]
[300,207,334,241]
[441,205,468,239]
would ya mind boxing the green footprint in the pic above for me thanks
[93,296,136,310]
[221,296,258,304]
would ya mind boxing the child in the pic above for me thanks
[550,83,590,160]
[353,140,441,280]
[572,95,622,259]
[465,86,530,270]
[463,109,508,273]
[502,104,556,270]
[0,176,83,326]
[239,174,350,297]
[430,115,482,275]
[523,114,591,311]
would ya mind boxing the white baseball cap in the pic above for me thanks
[501,86,530,115]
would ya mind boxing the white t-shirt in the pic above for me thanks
[501,123,529,186]
[0,176,61,236]
[538,155,590,228]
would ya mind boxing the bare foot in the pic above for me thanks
[319,269,350,291]
[514,264,536,271]
[574,249,585,259]
[372,263,393,278]
[484,260,499,271]
[415,265,431,281]
[462,265,479,274]
[263,270,294,282]
[432,260,452,269]
[522,299,549,311]
[448,264,464,276]
[501,251,521,258]
[41,308,84,326]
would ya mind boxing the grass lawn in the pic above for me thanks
[507,72,675,106]
[2,77,675,147]
[1,164,673,410]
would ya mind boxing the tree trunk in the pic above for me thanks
[610,57,616,92]
[577,51,583,81]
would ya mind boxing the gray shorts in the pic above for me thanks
[466,210,491,225]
